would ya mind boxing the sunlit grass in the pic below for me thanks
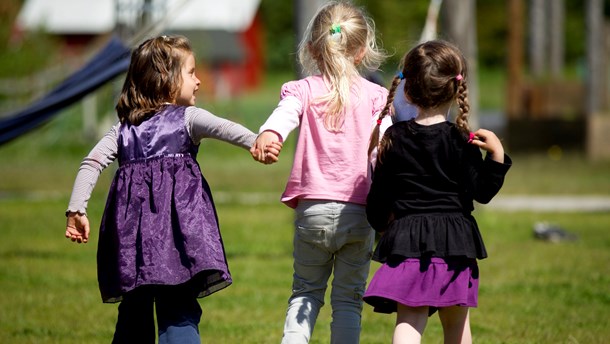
[1,68,609,342]
[1,197,609,343]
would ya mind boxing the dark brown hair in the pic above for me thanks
[115,35,193,125]
[368,40,470,156]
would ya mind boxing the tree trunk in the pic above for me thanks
[549,0,565,78]
[441,0,479,129]
[586,0,604,115]
[507,0,525,119]
[529,0,547,77]
[293,0,329,78]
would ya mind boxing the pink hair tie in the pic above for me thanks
[456,74,463,81]
[376,119,382,125]
[468,132,475,143]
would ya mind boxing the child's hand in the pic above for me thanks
[469,128,505,163]
[65,212,90,244]
[263,141,283,164]
[251,131,282,164]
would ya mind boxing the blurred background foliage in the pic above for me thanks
[0,0,60,78]
[257,0,607,72]
[1,0,607,80]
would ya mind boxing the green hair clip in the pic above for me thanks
[330,24,341,42]
[330,24,341,35]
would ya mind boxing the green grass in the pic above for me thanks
[1,198,609,343]
[1,69,610,342]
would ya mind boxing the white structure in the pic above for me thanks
[16,0,260,34]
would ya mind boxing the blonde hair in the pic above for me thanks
[116,35,193,125]
[298,1,386,131]
[369,40,470,156]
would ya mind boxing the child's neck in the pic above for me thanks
[415,104,451,125]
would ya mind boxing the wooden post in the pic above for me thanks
[506,0,524,120]
[529,0,547,77]
[585,0,610,160]
[549,0,565,78]
[586,0,604,115]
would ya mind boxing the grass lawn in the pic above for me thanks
[1,70,609,343]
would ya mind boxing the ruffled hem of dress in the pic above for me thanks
[100,268,232,303]
[372,213,487,263]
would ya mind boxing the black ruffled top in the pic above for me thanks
[366,120,512,263]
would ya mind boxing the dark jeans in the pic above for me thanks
[112,284,202,344]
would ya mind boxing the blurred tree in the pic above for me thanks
[0,0,59,78]
[477,0,509,68]
[259,0,296,71]
[356,0,429,69]
[442,0,479,127]
[550,0,565,77]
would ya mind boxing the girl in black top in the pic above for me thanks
[364,40,511,344]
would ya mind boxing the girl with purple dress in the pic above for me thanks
[364,40,511,344]
[64,35,281,343]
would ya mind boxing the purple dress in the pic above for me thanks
[97,105,231,303]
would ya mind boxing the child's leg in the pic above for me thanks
[394,304,428,344]
[329,204,375,344]
[282,201,335,344]
[438,306,471,344]
[112,287,155,344]
[282,238,332,344]
[155,284,202,344]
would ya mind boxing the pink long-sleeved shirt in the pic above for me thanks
[259,75,389,208]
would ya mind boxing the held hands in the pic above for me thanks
[65,212,90,244]
[250,131,283,164]
[468,128,505,163]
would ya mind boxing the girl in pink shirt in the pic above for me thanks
[251,1,389,343]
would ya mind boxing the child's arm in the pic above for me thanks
[258,96,301,141]
[464,128,511,204]
[187,106,282,162]
[187,107,257,147]
[469,128,504,163]
[65,124,119,243]
[251,96,302,164]
[366,158,395,233]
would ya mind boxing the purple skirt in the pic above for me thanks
[363,257,478,314]
[97,156,232,303]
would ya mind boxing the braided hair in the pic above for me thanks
[368,40,470,157]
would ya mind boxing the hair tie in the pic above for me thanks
[376,118,382,126]
[397,72,404,80]
[456,74,463,81]
[330,24,341,42]
[467,132,475,143]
